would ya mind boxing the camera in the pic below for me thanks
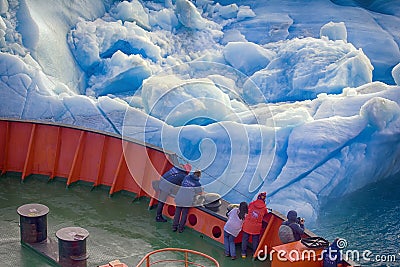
[297,217,305,224]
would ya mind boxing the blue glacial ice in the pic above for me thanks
[0,0,399,221]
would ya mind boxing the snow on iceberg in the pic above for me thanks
[141,74,235,126]
[223,41,275,76]
[110,0,151,30]
[87,51,152,97]
[213,3,239,19]
[0,52,115,132]
[360,97,400,131]
[243,36,373,103]
[148,8,179,31]
[10,0,108,93]
[69,18,163,64]
[320,21,347,42]
[175,0,215,30]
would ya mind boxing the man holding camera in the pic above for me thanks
[279,210,305,243]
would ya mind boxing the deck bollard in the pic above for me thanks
[56,227,89,267]
[17,203,49,243]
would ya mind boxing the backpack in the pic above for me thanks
[278,224,295,244]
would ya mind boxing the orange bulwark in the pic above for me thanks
[0,119,173,198]
[0,119,356,267]
[270,241,325,267]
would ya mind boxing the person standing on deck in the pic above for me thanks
[172,170,203,233]
[224,201,248,260]
[155,164,191,222]
[241,192,268,258]
[279,210,305,242]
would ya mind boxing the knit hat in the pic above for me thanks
[287,210,298,221]
[257,192,267,201]
[183,163,192,173]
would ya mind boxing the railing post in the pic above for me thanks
[67,131,85,186]
[22,124,36,181]
[254,215,276,259]
[50,126,61,180]
[1,121,10,175]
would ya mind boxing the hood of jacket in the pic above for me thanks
[287,210,298,222]
[188,174,200,181]
[253,199,266,209]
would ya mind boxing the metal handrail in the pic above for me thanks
[136,248,220,267]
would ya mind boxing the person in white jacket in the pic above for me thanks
[223,201,248,260]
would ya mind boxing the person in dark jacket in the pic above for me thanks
[323,238,344,267]
[172,170,203,233]
[155,164,190,222]
[281,210,305,241]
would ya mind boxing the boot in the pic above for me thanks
[156,215,167,222]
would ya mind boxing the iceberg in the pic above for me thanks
[320,21,347,42]
[109,0,151,30]
[223,41,275,76]
[140,74,233,126]
[0,0,399,223]
[243,36,374,104]
[175,0,218,30]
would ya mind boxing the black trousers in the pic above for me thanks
[156,190,169,217]
[172,206,189,230]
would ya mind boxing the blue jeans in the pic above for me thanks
[241,232,260,256]
[224,230,236,257]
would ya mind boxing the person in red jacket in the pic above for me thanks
[241,192,268,258]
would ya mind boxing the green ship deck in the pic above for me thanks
[0,173,268,267]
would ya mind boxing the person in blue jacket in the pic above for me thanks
[155,164,190,222]
[323,238,344,267]
[172,170,203,233]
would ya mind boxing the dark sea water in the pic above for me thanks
[315,173,400,266]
